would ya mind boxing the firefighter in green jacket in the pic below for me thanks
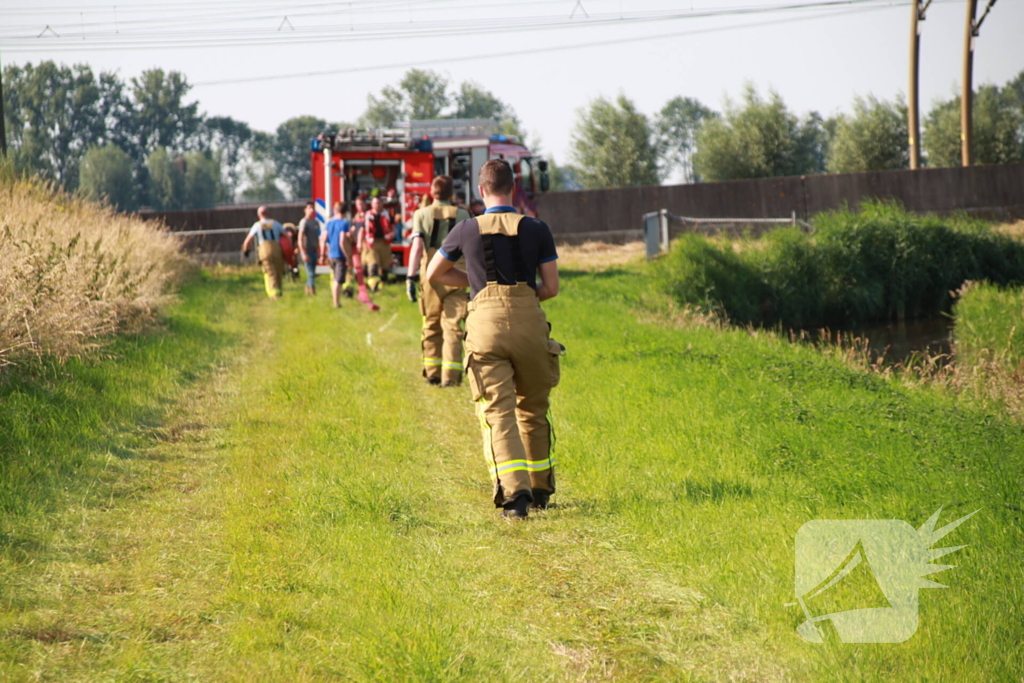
[406,175,472,386]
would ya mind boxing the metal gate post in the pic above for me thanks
[643,211,661,259]
[660,209,669,253]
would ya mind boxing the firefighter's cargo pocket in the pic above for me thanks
[465,353,484,401]
[547,338,565,388]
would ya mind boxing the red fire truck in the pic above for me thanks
[310,119,549,275]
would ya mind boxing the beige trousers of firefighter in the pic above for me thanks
[364,240,392,288]
[257,240,284,298]
[419,249,468,384]
[465,282,561,507]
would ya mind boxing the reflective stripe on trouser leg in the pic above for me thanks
[516,371,555,494]
[471,357,531,507]
[421,281,444,381]
[466,283,554,502]
[441,286,468,385]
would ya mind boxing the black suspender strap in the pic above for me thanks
[482,233,498,282]
[510,236,527,283]
[481,233,527,283]
[430,219,442,249]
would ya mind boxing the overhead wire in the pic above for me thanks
[0,0,925,51]
[186,3,924,86]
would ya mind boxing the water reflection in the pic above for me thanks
[792,317,954,365]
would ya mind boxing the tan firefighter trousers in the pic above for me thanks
[465,282,562,506]
[258,240,284,298]
[420,249,468,384]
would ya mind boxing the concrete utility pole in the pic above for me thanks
[908,0,932,170]
[0,50,7,157]
[962,0,999,167]
[961,0,978,166]
[909,0,933,169]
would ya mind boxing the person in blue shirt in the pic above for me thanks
[324,202,352,308]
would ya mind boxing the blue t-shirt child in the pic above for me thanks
[324,218,351,260]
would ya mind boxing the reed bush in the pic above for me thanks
[0,161,186,365]
[654,201,1024,328]
[953,281,1024,371]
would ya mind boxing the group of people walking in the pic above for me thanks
[242,160,563,520]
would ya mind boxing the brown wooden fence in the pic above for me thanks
[140,163,1024,252]
[535,162,1024,244]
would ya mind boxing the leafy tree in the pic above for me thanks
[361,87,405,128]
[195,115,253,202]
[826,95,908,173]
[146,147,185,210]
[241,172,286,203]
[1005,69,1024,110]
[361,69,449,126]
[131,68,200,155]
[568,94,660,189]
[655,96,717,183]
[79,144,137,211]
[183,150,221,209]
[400,68,449,120]
[271,115,328,199]
[924,85,1024,167]
[453,81,514,120]
[693,85,824,181]
[1,61,112,189]
[239,131,286,202]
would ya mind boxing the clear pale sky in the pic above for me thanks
[2,0,1021,182]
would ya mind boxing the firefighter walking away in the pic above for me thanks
[407,175,471,386]
[426,160,563,520]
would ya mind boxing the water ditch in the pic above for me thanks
[791,317,954,366]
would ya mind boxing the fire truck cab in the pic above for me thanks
[310,118,549,276]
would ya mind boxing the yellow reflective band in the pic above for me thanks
[476,397,498,480]
[422,357,443,366]
[495,460,529,474]
[548,408,556,456]
[526,459,551,471]
[442,361,464,370]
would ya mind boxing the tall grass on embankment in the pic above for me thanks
[0,162,186,366]
[949,281,1024,417]
[654,201,1024,329]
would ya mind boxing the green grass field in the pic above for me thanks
[2,262,1022,682]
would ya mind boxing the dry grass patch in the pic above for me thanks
[557,241,645,271]
[0,164,187,365]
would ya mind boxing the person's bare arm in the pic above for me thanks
[536,260,559,302]
[407,236,424,277]
[426,250,469,288]
[241,233,254,254]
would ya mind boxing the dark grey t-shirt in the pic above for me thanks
[439,212,558,299]
[297,217,321,254]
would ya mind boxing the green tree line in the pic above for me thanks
[1,64,520,211]
[568,69,1024,189]
[4,62,1024,205]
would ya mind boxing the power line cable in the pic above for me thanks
[0,0,920,50]
[186,3,914,86]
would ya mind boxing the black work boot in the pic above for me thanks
[426,376,441,386]
[529,490,551,510]
[501,492,531,520]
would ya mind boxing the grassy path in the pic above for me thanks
[2,265,1023,681]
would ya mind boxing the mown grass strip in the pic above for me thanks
[3,263,1023,682]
